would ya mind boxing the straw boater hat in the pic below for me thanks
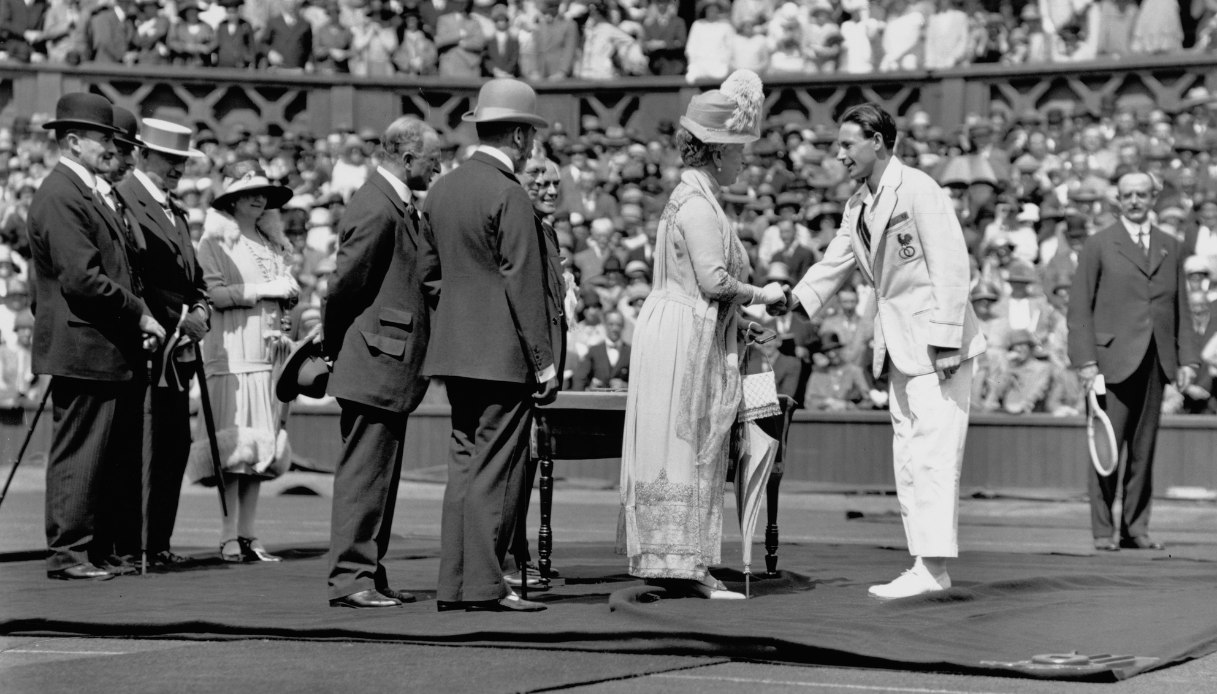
[140,118,206,159]
[679,69,764,144]
[461,78,549,130]
[211,163,293,210]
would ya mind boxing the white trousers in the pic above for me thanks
[887,358,974,559]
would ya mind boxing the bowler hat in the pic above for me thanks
[140,118,205,159]
[43,93,122,134]
[462,78,549,129]
[275,338,330,402]
[112,106,140,148]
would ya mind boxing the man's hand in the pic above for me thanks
[794,345,810,361]
[178,307,209,342]
[1177,365,1198,391]
[932,347,963,381]
[1078,363,1100,391]
[139,313,166,342]
[533,375,560,405]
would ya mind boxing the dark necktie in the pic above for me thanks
[858,200,872,253]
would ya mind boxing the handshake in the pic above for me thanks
[759,282,794,316]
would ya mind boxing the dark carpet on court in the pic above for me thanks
[3,540,1215,682]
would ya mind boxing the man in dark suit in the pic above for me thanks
[483,4,519,77]
[572,310,629,391]
[261,0,312,69]
[115,117,210,567]
[419,78,558,613]
[29,93,165,581]
[323,116,441,609]
[1068,171,1200,552]
[521,0,577,80]
[85,0,135,63]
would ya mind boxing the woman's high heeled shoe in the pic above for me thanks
[238,537,282,562]
[220,539,244,563]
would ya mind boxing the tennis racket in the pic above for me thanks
[1086,387,1118,477]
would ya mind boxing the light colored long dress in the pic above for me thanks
[619,169,764,581]
[1130,0,1183,53]
[186,210,293,483]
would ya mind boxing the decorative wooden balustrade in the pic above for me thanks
[1,54,1216,141]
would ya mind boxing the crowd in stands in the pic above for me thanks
[1,0,1215,78]
[2,82,1217,414]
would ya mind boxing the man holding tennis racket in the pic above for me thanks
[1067,172,1200,552]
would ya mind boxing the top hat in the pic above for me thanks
[462,79,549,129]
[43,93,122,134]
[680,70,764,145]
[275,338,331,402]
[112,106,140,148]
[212,162,294,210]
[140,118,205,159]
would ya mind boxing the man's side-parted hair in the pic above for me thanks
[839,103,897,151]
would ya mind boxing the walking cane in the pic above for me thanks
[0,386,52,512]
[191,344,229,518]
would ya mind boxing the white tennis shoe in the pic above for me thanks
[867,563,951,600]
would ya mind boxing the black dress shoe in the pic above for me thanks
[1119,536,1165,550]
[465,595,547,612]
[436,600,468,612]
[147,550,192,567]
[1093,538,1119,552]
[48,563,115,581]
[377,587,417,603]
[329,588,402,608]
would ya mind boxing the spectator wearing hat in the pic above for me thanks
[322,116,441,609]
[641,0,686,76]
[757,191,815,273]
[1041,213,1091,295]
[418,78,558,613]
[85,0,136,64]
[482,4,519,77]
[189,159,298,563]
[986,329,1077,415]
[1068,171,1200,552]
[804,331,872,411]
[261,0,313,70]
[393,11,438,75]
[110,117,210,566]
[574,217,623,282]
[167,0,216,66]
[991,259,1062,344]
[215,0,257,68]
[572,309,629,391]
[31,93,166,581]
[329,135,370,202]
[685,0,734,83]
[521,0,578,80]
[124,0,167,64]
[435,0,487,78]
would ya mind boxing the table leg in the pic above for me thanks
[764,471,783,575]
[537,422,554,582]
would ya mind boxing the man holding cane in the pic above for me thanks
[29,93,165,581]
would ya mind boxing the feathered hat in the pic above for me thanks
[680,70,764,144]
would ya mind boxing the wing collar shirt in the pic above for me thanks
[1120,216,1150,251]
[59,155,98,196]
[471,144,556,384]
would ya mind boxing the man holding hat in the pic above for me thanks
[29,93,165,580]
[115,117,210,567]
[419,78,557,613]
[322,116,441,609]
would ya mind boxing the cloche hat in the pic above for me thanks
[679,70,764,144]
[462,78,549,129]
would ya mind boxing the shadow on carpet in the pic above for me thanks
[2,540,1215,682]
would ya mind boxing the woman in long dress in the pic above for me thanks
[187,161,298,563]
[619,70,787,599]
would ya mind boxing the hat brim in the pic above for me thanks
[461,110,549,129]
[42,118,124,135]
[679,116,759,145]
[212,183,294,210]
[275,338,330,402]
[144,140,207,159]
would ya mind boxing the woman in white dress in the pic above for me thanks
[619,70,787,599]
[188,161,298,563]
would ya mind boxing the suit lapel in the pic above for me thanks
[868,164,902,278]
[1113,226,1150,276]
[369,171,414,248]
[845,191,874,286]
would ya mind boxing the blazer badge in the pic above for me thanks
[897,232,916,259]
